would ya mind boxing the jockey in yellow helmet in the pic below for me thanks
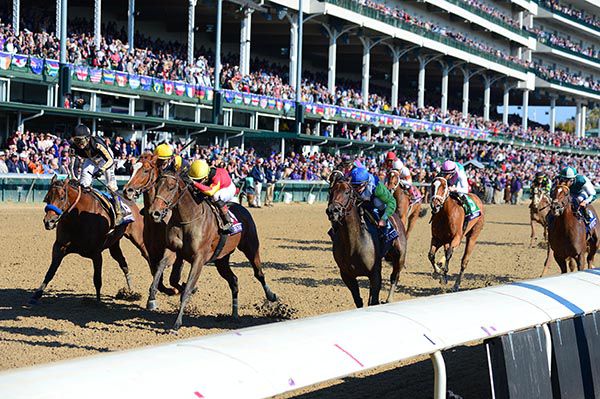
[188,159,236,231]
[154,143,187,172]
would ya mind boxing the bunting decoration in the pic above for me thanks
[129,74,141,90]
[12,54,27,68]
[174,82,185,96]
[89,68,102,83]
[75,65,88,81]
[163,80,174,95]
[115,72,128,87]
[103,69,115,85]
[0,52,11,70]
[140,76,152,91]
[29,57,43,75]
[152,79,162,93]
[45,60,59,76]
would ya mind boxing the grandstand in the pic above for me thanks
[0,0,598,173]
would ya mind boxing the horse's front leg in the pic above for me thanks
[28,242,67,306]
[147,252,175,311]
[367,261,382,306]
[428,239,443,277]
[529,218,536,248]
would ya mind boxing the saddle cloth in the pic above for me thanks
[92,189,134,227]
[228,208,243,235]
[451,193,481,222]
[408,186,423,205]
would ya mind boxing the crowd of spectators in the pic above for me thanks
[538,0,600,30]
[536,30,600,60]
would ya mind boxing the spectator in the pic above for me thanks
[16,152,29,173]
[0,151,7,174]
[6,153,18,173]
[250,158,266,208]
[510,175,523,205]
[264,159,278,207]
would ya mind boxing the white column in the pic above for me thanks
[462,73,470,116]
[94,0,101,48]
[128,98,135,116]
[12,0,19,33]
[391,51,400,109]
[187,0,197,65]
[127,0,135,53]
[289,19,298,87]
[549,96,556,133]
[483,78,491,121]
[56,0,61,37]
[522,90,529,130]
[575,102,582,138]
[239,9,252,75]
[441,66,449,115]
[418,58,426,109]
[361,38,370,107]
[581,103,587,138]
[327,33,337,95]
[502,86,510,125]
[518,11,524,29]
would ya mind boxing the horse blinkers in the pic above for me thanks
[43,180,69,230]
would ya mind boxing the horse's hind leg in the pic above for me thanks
[168,255,184,293]
[240,242,277,302]
[214,255,240,319]
[587,239,597,269]
[109,242,132,291]
[92,254,103,302]
[529,219,536,248]
[554,256,568,274]
[29,242,66,305]
[340,271,363,308]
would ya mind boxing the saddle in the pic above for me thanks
[90,188,133,229]
[360,206,399,257]
[205,200,243,263]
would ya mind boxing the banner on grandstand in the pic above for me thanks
[45,60,59,77]
[115,72,128,87]
[89,68,102,83]
[129,74,140,90]
[30,57,43,75]
[0,52,10,70]
[103,69,115,85]
[75,66,88,81]
[12,54,27,69]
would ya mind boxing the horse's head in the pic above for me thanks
[123,152,158,200]
[550,184,571,216]
[430,177,448,214]
[42,176,71,230]
[328,169,344,187]
[326,180,356,225]
[148,170,187,223]
[387,170,400,192]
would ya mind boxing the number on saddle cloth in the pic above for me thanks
[450,192,481,222]
[364,206,399,245]
[94,189,134,225]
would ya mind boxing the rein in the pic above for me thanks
[44,180,82,221]
[155,173,204,225]
[431,178,449,206]
[330,184,362,221]
[388,170,401,192]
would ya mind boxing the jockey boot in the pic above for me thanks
[112,197,123,227]
[216,200,233,231]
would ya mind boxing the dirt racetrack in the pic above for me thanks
[0,202,556,397]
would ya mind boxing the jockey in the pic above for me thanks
[440,160,470,206]
[154,143,188,172]
[339,155,363,178]
[391,159,421,202]
[71,124,128,225]
[531,171,551,195]
[188,159,235,231]
[384,151,397,171]
[558,167,596,224]
[350,167,397,229]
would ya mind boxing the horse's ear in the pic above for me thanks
[50,174,57,184]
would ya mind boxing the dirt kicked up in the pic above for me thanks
[0,203,554,397]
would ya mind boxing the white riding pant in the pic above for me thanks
[80,158,118,191]
[214,184,236,203]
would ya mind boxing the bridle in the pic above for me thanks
[430,177,449,213]
[154,173,187,212]
[44,179,82,223]
[127,160,158,197]
[551,184,570,215]
[327,182,361,223]
[532,187,551,211]
[388,169,401,192]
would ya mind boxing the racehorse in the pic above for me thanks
[429,177,485,291]
[529,186,551,248]
[31,176,149,304]
[386,170,424,238]
[326,180,407,307]
[542,184,598,275]
[147,170,277,331]
[123,153,183,296]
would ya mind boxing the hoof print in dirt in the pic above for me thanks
[115,288,142,301]
[254,299,298,320]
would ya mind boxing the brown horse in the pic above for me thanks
[529,186,551,248]
[147,170,277,330]
[31,176,149,304]
[386,170,424,238]
[542,184,598,275]
[123,153,182,297]
[326,180,407,307]
[429,177,485,291]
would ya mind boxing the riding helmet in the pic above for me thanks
[72,124,91,138]
[559,167,577,180]
[350,167,370,185]
[535,171,544,179]
[154,143,173,160]
[441,160,456,174]
[188,159,210,181]
[386,151,397,161]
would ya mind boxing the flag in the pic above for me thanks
[115,72,128,87]
[30,57,43,74]
[174,82,185,96]
[185,84,196,98]
[153,79,162,93]
[276,100,283,111]
[0,52,11,70]
[163,81,174,95]
[12,54,27,68]
[45,60,59,76]
[75,65,88,81]
[223,90,234,103]
[89,68,102,83]
[103,69,115,85]
[259,98,268,109]
[283,102,292,113]
[267,99,276,110]
[129,74,140,90]
[234,93,243,105]
[140,76,152,91]
[205,89,213,101]
[242,94,251,105]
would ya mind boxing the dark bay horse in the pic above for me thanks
[542,184,598,275]
[326,180,407,307]
[429,177,485,291]
[147,170,277,330]
[529,186,551,248]
[386,170,424,238]
[123,153,182,296]
[32,176,149,304]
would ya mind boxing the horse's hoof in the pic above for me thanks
[146,299,158,311]
[267,292,277,302]
[168,328,179,335]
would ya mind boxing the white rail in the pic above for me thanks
[0,270,599,398]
